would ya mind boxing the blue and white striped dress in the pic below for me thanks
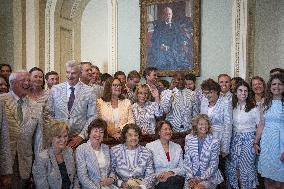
[226,105,260,189]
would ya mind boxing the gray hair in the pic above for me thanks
[9,70,28,87]
[65,60,80,71]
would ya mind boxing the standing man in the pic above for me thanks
[90,65,101,85]
[160,72,198,132]
[218,74,232,101]
[0,71,42,189]
[45,60,97,149]
[45,71,59,89]
[89,65,104,99]
[123,70,141,103]
[80,61,93,85]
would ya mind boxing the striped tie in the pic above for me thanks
[17,98,24,124]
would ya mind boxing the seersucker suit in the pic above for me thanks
[111,144,155,188]
[45,81,97,139]
[0,91,43,179]
[33,146,80,189]
[76,141,117,189]
[0,100,13,176]
[184,134,223,186]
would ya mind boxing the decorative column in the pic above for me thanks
[231,0,250,79]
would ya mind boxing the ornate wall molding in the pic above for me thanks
[108,0,118,75]
[231,0,254,80]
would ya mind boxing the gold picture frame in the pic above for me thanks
[140,0,201,76]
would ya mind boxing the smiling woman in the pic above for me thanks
[76,118,118,189]
[33,121,79,189]
[111,124,155,189]
[97,77,135,140]
[146,120,185,189]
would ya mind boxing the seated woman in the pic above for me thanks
[33,121,79,189]
[111,124,155,189]
[132,84,163,135]
[97,77,135,140]
[76,118,118,189]
[146,120,184,189]
[184,114,223,189]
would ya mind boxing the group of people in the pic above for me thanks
[0,61,283,189]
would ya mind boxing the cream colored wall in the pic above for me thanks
[81,0,109,73]
[0,1,14,68]
[254,0,284,81]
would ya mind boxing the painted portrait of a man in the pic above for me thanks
[147,2,193,71]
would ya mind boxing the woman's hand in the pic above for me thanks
[100,177,114,186]
[188,178,202,188]
[157,171,174,182]
[121,181,130,189]
[254,143,260,155]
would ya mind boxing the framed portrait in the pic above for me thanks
[140,0,201,76]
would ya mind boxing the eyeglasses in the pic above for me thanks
[112,84,122,88]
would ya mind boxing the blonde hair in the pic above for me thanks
[47,121,69,145]
[191,114,212,136]
[134,84,151,102]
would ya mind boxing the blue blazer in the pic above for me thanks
[146,139,184,177]
[110,144,155,188]
[76,141,116,189]
[184,134,223,185]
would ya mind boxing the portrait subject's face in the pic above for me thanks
[163,7,173,23]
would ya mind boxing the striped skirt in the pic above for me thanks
[226,132,257,189]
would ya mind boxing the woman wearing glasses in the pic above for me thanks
[97,77,135,140]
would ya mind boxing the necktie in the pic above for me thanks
[68,87,75,112]
[17,98,24,124]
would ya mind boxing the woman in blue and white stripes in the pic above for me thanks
[184,114,223,189]
[132,84,163,135]
[226,81,260,189]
